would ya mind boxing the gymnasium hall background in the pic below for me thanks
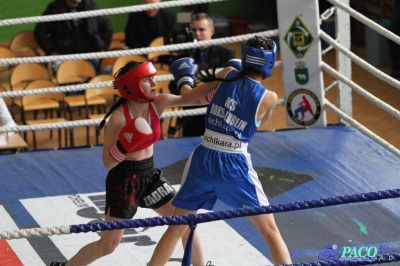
[0,0,273,42]
[1,0,399,265]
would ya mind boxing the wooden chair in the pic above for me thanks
[155,69,172,94]
[99,57,117,75]
[154,69,175,138]
[0,84,12,107]
[111,55,148,76]
[62,83,107,121]
[9,31,43,57]
[88,113,107,145]
[108,32,126,50]
[56,60,96,86]
[10,63,51,91]
[83,88,109,146]
[22,79,69,149]
[87,74,119,145]
[147,36,173,69]
[59,71,108,146]
[9,63,51,120]
[9,31,51,77]
[56,60,97,125]
[0,47,16,77]
[88,74,119,106]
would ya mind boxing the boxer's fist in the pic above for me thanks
[109,117,153,163]
[171,57,197,91]
[224,59,242,71]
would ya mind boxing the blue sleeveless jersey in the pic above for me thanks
[172,71,270,210]
[205,70,267,142]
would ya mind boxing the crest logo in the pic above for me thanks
[284,15,314,58]
[295,61,309,85]
[286,89,321,126]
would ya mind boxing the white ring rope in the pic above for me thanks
[321,62,400,119]
[320,1,400,157]
[0,0,224,27]
[0,108,207,133]
[0,82,112,98]
[320,31,400,91]
[0,62,282,99]
[0,226,71,240]
[0,45,285,135]
[0,0,396,157]
[0,74,172,98]
[0,30,279,66]
[0,6,399,257]
[327,0,400,46]
[0,0,279,139]
[325,99,400,157]
[0,98,285,134]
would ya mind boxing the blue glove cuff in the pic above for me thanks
[177,76,194,91]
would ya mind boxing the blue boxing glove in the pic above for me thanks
[171,57,197,92]
[224,59,242,71]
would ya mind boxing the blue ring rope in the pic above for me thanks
[70,188,400,233]
[0,189,397,265]
[68,188,400,265]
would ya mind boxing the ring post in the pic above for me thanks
[277,0,327,127]
[181,214,197,266]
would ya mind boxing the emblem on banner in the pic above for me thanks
[294,61,309,84]
[284,15,314,58]
[286,89,321,126]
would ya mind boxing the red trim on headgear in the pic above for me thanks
[114,62,157,102]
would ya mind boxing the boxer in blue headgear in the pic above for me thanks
[149,36,292,265]
[194,36,277,86]
[241,35,277,79]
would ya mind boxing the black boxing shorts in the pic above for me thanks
[105,156,176,219]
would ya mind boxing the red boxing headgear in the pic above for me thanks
[114,62,157,102]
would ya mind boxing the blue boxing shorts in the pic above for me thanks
[172,131,269,211]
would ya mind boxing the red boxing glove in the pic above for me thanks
[109,117,153,163]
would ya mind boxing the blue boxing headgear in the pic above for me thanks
[241,36,277,79]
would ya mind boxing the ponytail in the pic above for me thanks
[99,97,127,130]
[198,64,250,83]
[99,61,141,130]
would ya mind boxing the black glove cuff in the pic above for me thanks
[116,140,127,154]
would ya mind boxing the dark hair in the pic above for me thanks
[198,63,256,84]
[113,61,142,79]
[199,36,271,83]
[98,61,142,130]
[191,13,213,28]
[244,35,275,50]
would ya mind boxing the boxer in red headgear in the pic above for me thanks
[113,61,157,103]
[51,60,207,266]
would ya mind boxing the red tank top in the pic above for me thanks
[122,102,161,152]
